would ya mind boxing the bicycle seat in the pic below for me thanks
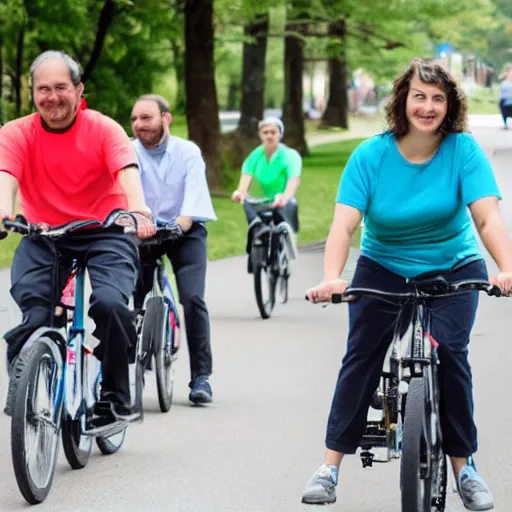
[408,275,449,294]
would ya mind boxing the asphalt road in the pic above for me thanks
[0,122,511,511]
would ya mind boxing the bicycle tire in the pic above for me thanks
[401,376,433,511]
[96,429,127,455]
[61,346,92,469]
[254,264,275,319]
[11,337,63,504]
[147,297,174,412]
[61,414,92,469]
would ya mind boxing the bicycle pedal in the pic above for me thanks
[360,450,375,468]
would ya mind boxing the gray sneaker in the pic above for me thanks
[457,464,494,511]
[301,464,337,505]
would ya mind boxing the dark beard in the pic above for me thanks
[141,126,165,148]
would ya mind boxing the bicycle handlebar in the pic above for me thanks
[138,222,183,246]
[305,279,502,305]
[1,210,139,238]
[332,280,501,303]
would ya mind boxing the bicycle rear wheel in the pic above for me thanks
[254,263,276,319]
[61,414,92,469]
[93,372,127,455]
[96,430,126,455]
[62,346,92,469]
[11,337,64,504]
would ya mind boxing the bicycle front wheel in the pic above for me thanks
[401,376,436,511]
[11,337,64,505]
[144,297,175,412]
[254,264,276,319]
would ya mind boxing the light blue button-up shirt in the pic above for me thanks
[132,135,217,223]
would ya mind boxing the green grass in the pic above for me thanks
[0,233,20,267]
[207,138,365,261]
[0,138,365,267]
[468,87,500,115]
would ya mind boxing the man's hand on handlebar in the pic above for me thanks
[0,211,14,240]
[306,279,349,303]
[130,210,156,239]
[231,190,247,203]
[272,193,287,209]
[489,272,512,295]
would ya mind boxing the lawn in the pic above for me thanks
[467,87,500,115]
[0,138,365,267]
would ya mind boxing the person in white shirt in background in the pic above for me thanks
[130,94,217,405]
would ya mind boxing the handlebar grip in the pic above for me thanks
[488,285,502,297]
[331,294,343,303]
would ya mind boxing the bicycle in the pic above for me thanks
[136,222,182,412]
[310,276,501,511]
[244,197,295,319]
[1,211,145,505]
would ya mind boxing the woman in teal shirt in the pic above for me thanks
[303,59,512,510]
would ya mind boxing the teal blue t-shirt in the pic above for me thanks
[337,132,501,278]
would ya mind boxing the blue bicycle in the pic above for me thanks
[137,223,183,412]
[1,211,145,505]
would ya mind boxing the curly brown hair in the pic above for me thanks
[385,58,468,138]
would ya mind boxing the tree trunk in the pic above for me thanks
[322,20,349,129]
[226,76,238,111]
[282,20,308,156]
[237,14,268,138]
[82,0,117,83]
[14,26,25,118]
[184,0,223,192]
[171,39,186,114]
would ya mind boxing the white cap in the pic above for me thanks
[258,116,284,139]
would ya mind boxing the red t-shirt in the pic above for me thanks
[0,108,137,225]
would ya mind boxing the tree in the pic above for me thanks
[184,0,223,192]
[237,13,269,138]
[282,7,309,156]
[321,20,348,128]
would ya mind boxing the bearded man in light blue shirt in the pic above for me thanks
[131,95,217,405]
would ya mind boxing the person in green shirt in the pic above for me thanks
[232,117,302,270]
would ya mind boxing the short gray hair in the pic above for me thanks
[30,51,82,86]
[136,94,170,113]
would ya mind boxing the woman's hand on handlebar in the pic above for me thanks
[306,279,349,303]
[489,272,512,295]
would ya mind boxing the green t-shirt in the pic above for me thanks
[242,144,302,199]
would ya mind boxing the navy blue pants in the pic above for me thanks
[133,223,212,384]
[326,256,487,458]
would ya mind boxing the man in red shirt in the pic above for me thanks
[0,50,154,426]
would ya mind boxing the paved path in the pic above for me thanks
[0,123,511,511]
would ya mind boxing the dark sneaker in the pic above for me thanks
[302,464,337,505]
[457,464,494,511]
[86,401,140,435]
[189,376,212,404]
[4,355,24,417]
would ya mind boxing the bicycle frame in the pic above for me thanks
[360,298,441,467]
[63,265,93,420]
